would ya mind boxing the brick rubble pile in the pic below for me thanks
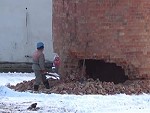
[9,78,150,95]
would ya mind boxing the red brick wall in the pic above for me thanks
[53,0,150,80]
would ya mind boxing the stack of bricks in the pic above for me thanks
[53,0,150,80]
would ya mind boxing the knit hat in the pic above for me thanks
[37,42,44,49]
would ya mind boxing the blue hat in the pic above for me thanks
[37,42,44,49]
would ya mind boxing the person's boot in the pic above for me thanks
[44,80,50,89]
[33,85,39,91]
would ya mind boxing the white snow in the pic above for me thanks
[0,72,150,113]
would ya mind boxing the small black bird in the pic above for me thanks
[27,103,37,110]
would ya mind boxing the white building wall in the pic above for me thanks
[0,0,54,62]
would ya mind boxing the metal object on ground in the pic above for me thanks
[44,72,60,80]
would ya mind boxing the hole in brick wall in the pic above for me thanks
[80,59,128,84]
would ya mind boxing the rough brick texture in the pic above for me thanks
[53,0,150,81]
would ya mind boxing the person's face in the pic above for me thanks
[42,48,44,51]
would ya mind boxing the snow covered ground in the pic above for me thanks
[0,72,150,113]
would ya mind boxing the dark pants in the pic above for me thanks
[33,70,50,91]
[34,70,47,85]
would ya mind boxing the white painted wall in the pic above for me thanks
[0,0,54,62]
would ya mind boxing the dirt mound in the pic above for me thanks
[9,78,150,95]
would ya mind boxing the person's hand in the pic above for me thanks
[40,70,47,74]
